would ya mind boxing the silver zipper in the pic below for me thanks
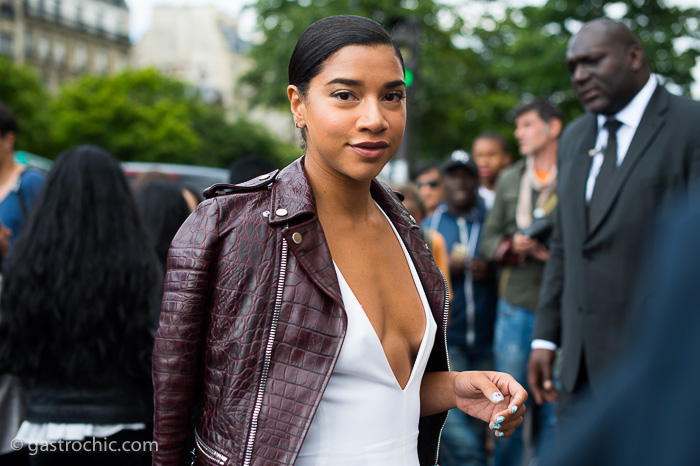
[434,272,451,466]
[194,429,227,465]
[243,234,289,466]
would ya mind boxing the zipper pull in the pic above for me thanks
[190,448,197,466]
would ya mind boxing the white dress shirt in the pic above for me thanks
[585,75,658,202]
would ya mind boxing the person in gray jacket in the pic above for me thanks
[481,98,563,466]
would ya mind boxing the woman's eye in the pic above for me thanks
[384,91,406,102]
[334,91,354,101]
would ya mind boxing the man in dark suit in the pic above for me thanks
[526,17,700,427]
[542,197,700,466]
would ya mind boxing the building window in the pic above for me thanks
[0,0,15,17]
[38,33,50,61]
[95,49,108,74]
[0,32,12,56]
[53,38,65,65]
[74,43,87,70]
[54,0,62,19]
[96,10,104,33]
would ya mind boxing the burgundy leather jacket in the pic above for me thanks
[153,157,449,466]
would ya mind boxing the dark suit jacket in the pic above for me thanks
[542,198,700,466]
[532,84,700,395]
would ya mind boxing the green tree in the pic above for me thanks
[50,68,291,167]
[470,0,700,129]
[0,57,51,155]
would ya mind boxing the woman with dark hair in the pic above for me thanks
[0,145,162,466]
[134,178,191,272]
[153,15,526,466]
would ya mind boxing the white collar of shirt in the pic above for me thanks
[586,75,658,201]
[595,73,657,156]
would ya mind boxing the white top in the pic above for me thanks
[479,186,496,211]
[296,207,437,466]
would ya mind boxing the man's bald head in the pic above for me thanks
[566,18,650,115]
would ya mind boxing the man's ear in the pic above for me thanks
[548,118,563,139]
[628,44,645,71]
[287,85,306,128]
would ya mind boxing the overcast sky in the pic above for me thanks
[124,0,257,42]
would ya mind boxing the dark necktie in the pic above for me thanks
[588,119,622,226]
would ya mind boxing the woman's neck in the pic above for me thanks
[304,157,376,224]
[0,157,22,190]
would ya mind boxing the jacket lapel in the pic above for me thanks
[270,158,344,308]
[588,85,669,235]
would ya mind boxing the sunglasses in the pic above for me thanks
[417,180,440,189]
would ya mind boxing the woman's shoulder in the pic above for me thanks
[20,168,46,186]
[203,169,280,200]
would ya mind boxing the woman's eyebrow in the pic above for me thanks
[325,78,406,88]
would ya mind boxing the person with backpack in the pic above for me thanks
[0,102,46,466]
[0,103,45,262]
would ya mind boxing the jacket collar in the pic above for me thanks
[267,157,443,320]
[268,156,417,231]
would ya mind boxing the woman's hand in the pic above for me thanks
[453,371,527,438]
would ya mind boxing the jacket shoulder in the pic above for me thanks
[494,159,525,191]
[499,159,525,181]
[203,169,279,199]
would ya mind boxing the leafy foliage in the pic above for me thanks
[0,57,51,154]
[470,0,700,127]
[49,68,293,167]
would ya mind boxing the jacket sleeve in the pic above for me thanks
[532,188,564,345]
[480,177,511,261]
[152,198,221,465]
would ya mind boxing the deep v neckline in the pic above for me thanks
[331,204,434,391]
[333,262,429,391]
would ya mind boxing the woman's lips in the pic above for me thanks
[351,141,389,159]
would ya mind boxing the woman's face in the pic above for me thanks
[288,44,406,184]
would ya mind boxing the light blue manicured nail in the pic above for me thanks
[497,432,505,437]
[496,416,505,424]
[511,406,518,414]
[492,423,501,430]
[491,392,504,403]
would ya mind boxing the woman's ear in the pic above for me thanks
[287,85,306,129]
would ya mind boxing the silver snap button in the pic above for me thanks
[276,209,288,217]
[262,211,270,218]
[292,232,303,244]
